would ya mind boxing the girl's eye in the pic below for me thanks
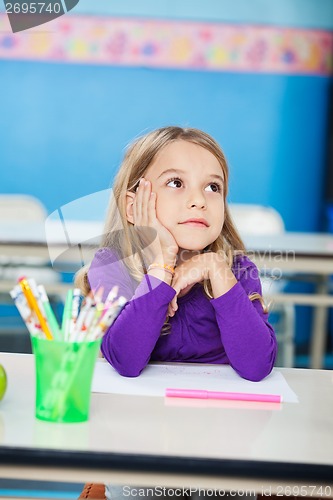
[205,183,221,193]
[166,177,183,188]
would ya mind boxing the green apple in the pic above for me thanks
[0,364,7,401]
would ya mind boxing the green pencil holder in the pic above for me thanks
[31,336,101,423]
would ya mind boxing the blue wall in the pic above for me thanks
[0,60,330,230]
[75,0,332,29]
[2,0,331,29]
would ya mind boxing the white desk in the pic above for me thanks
[1,222,333,368]
[0,352,333,494]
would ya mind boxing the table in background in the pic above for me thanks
[1,221,333,368]
[0,352,332,494]
[245,233,333,369]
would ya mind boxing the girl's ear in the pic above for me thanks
[125,191,135,224]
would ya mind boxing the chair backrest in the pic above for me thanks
[0,195,60,283]
[229,203,285,235]
[0,195,47,222]
[229,204,286,295]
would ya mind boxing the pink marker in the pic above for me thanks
[165,388,282,404]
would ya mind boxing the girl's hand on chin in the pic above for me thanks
[168,253,215,317]
[133,178,178,266]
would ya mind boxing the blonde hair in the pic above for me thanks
[75,126,267,317]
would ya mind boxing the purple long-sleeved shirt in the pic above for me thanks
[88,248,277,381]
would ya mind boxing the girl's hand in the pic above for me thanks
[168,253,213,317]
[132,178,178,267]
[168,252,237,317]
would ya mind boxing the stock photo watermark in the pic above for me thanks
[120,485,333,498]
[3,0,80,33]
[121,487,257,498]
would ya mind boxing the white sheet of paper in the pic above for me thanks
[92,361,298,403]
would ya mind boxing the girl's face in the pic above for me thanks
[144,140,225,252]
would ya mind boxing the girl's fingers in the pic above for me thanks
[167,298,178,318]
[135,178,151,226]
[132,194,137,225]
[171,296,178,311]
[147,191,157,225]
[134,178,144,224]
[141,180,151,226]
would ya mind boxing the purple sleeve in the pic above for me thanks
[88,248,176,377]
[211,255,277,381]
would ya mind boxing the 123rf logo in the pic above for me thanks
[3,0,80,33]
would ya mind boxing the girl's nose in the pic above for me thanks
[186,192,206,209]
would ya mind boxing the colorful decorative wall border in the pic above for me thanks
[0,13,332,75]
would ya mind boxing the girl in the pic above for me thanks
[76,126,277,382]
